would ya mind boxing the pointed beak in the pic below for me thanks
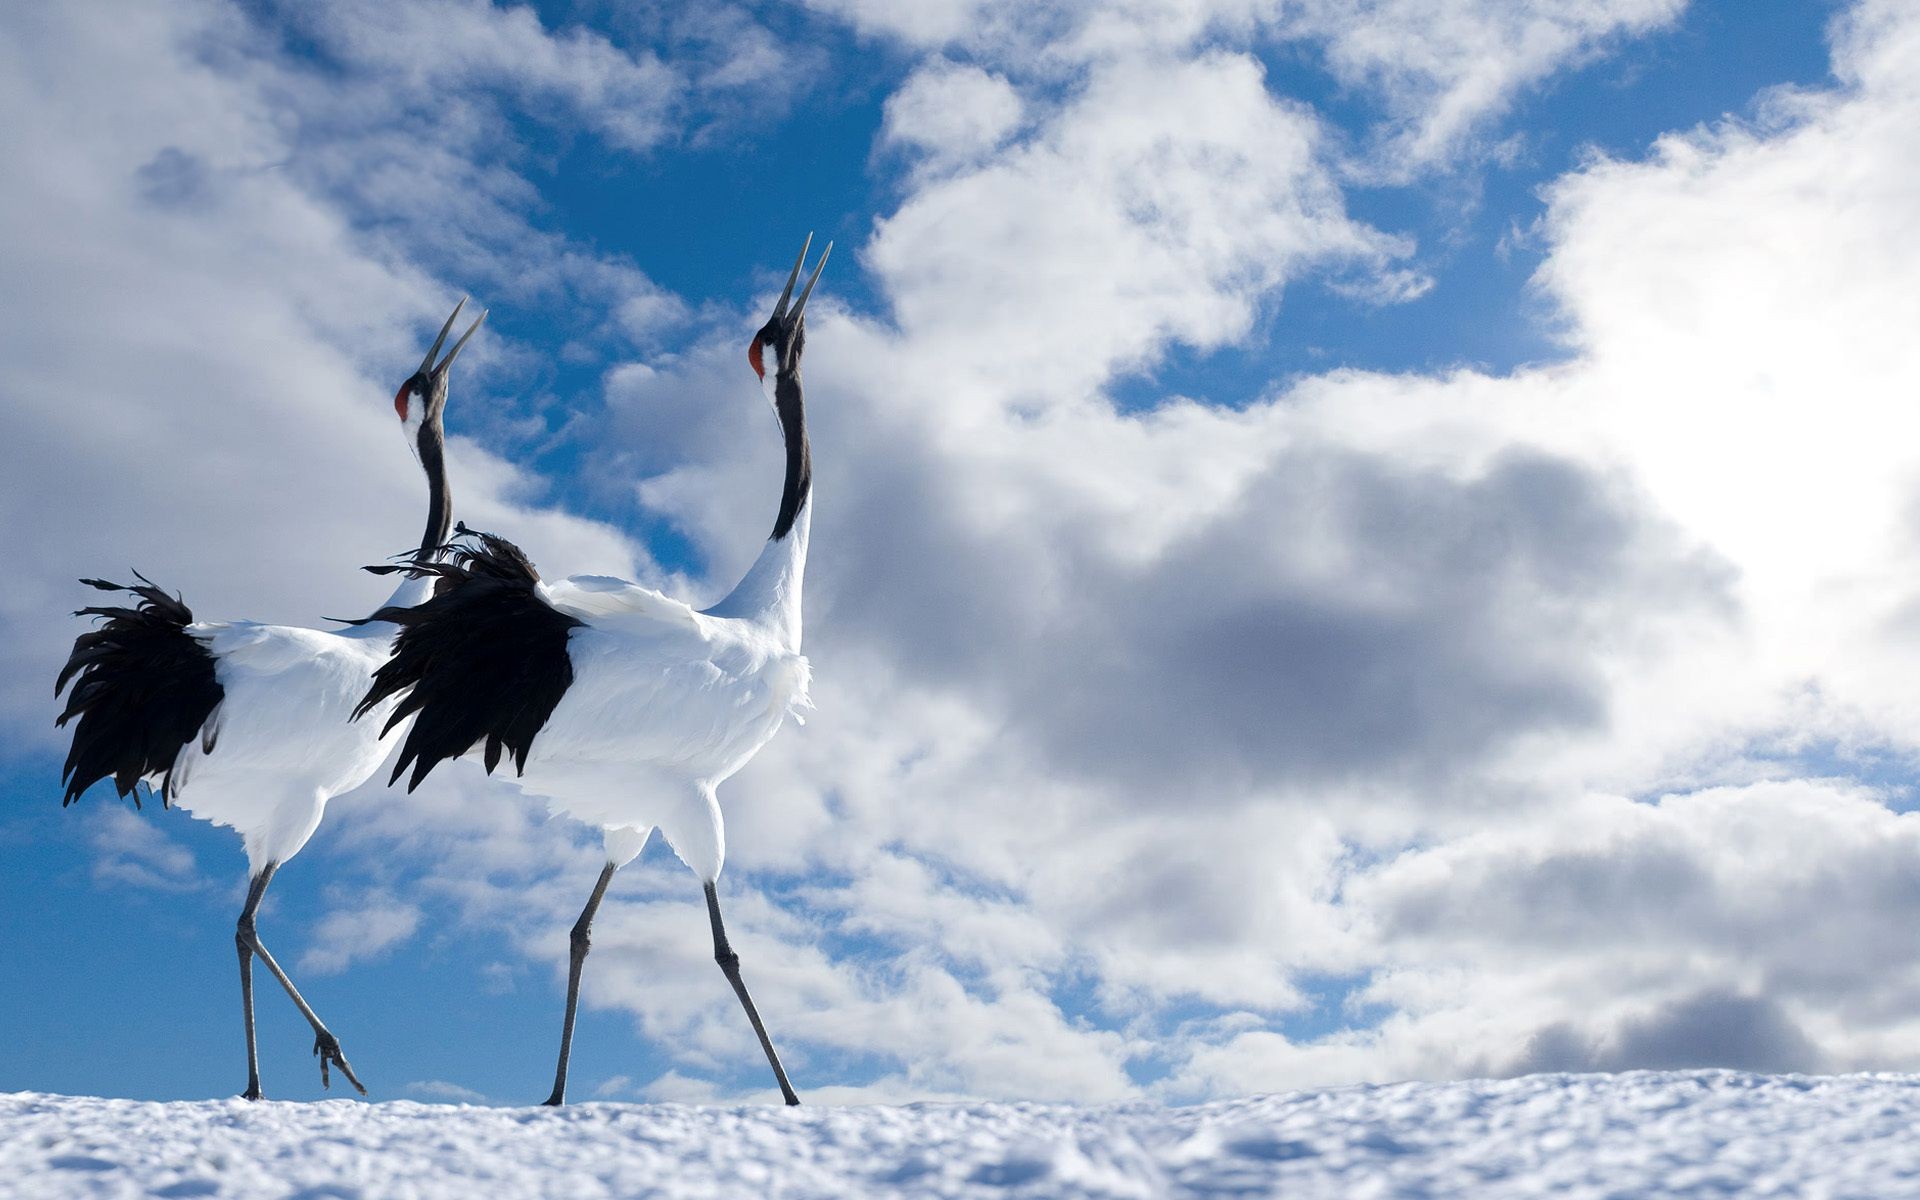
[418,298,466,377]
[770,236,809,322]
[770,235,831,325]
[790,241,831,323]
[417,298,487,386]
[433,307,488,378]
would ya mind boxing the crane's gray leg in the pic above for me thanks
[704,881,800,1106]
[234,861,367,1096]
[544,862,617,1107]
[236,868,270,1100]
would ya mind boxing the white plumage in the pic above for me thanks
[170,599,430,872]
[518,518,813,881]
[363,239,830,1106]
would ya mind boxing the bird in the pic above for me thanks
[55,299,486,1100]
[354,237,831,1106]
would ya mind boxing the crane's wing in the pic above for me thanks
[196,620,335,674]
[540,574,701,634]
[158,618,402,797]
[354,527,584,791]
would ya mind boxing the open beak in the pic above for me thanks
[771,234,832,326]
[421,297,488,379]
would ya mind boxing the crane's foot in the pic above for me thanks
[312,1030,368,1096]
[241,1084,265,1102]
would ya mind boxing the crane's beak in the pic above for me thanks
[419,298,488,379]
[770,235,831,325]
[418,298,464,376]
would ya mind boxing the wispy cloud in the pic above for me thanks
[299,891,423,975]
[85,808,208,893]
[802,0,1687,174]
[405,1079,490,1104]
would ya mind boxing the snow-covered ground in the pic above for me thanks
[6,1071,1919,1198]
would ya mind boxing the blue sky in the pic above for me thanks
[6,0,1920,1105]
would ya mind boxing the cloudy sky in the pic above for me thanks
[5,0,1920,1106]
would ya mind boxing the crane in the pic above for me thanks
[355,239,830,1105]
[56,300,486,1099]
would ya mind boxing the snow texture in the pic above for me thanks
[5,1072,1919,1198]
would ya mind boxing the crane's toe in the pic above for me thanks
[312,1030,368,1096]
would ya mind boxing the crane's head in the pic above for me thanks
[749,234,831,396]
[394,298,487,457]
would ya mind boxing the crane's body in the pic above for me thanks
[164,596,428,872]
[360,239,830,1106]
[55,300,484,1099]
[463,519,811,878]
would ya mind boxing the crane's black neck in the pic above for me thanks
[417,422,453,560]
[771,367,810,542]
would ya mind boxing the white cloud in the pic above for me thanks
[868,51,1409,403]
[281,0,682,152]
[798,0,995,51]
[1172,780,1920,1094]
[881,60,1026,173]
[804,0,1685,172]
[85,808,208,893]
[300,891,423,975]
[1283,0,1688,172]
[324,778,1142,1100]
[405,1079,490,1103]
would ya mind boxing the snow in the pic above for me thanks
[6,1072,1920,1198]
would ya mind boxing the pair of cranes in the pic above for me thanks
[55,239,831,1107]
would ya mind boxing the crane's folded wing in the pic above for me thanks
[540,575,703,634]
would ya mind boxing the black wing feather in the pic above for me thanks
[354,526,582,792]
[54,575,224,808]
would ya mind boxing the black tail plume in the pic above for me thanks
[55,575,224,807]
[353,525,581,792]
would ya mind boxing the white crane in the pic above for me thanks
[356,239,830,1106]
[56,301,486,1100]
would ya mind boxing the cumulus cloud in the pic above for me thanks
[868,51,1410,403]
[1309,784,1917,1090]
[881,60,1026,174]
[1196,781,1920,1090]
[1520,990,1825,1076]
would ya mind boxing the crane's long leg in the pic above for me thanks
[235,861,367,1096]
[544,862,617,1107]
[236,869,270,1100]
[704,881,800,1106]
